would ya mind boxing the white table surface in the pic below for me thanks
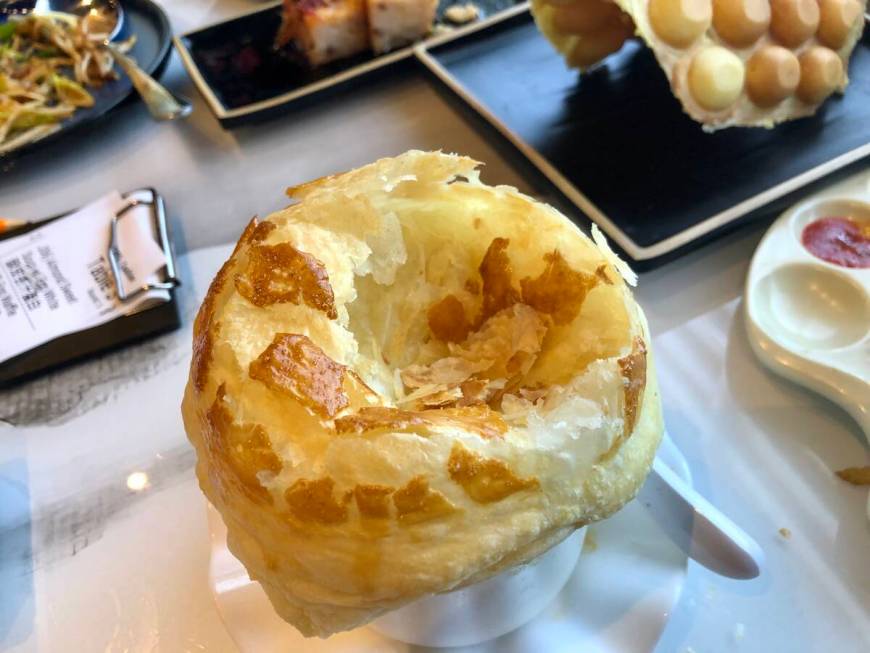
[1,1,869,652]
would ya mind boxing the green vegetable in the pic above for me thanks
[14,112,60,129]
[52,75,94,107]
[0,106,71,129]
[0,22,16,43]
[0,45,26,62]
[34,46,60,58]
[11,110,65,129]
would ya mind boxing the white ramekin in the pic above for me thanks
[370,527,586,648]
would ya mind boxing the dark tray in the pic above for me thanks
[419,9,870,268]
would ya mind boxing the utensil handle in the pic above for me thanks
[107,44,192,122]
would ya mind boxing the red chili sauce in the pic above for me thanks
[801,217,870,269]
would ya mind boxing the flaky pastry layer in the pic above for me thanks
[181,151,664,637]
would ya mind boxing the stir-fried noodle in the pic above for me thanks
[0,13,134,153]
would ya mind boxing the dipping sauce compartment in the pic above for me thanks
[789,199,870,268]
[751,263,869,350]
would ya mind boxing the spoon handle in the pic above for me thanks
[105,43,192,121]
[638,456,765,580]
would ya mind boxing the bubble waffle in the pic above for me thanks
[531,0,867,128]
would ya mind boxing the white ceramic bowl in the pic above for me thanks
[206,436,692,651]
[370,528,587,648]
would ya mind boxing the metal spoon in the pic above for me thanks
[1,0,192,121]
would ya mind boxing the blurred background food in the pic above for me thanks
[0,12,134,153]
[275,0,439,66]
[531,0,867,129]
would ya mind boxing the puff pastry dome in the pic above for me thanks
[181,151,663,638]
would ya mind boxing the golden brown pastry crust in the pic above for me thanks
[182,151,663,638]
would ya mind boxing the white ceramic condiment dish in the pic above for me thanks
[744,189,870,439]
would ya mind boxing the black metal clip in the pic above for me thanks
[107,189,180,303]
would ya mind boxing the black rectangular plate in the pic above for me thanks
[423,10,870,267]
[176,0,524,126]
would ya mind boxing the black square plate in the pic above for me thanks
[175,0,526,127]
[419,10,870,268]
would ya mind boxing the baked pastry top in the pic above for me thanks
[181,150,663,637]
